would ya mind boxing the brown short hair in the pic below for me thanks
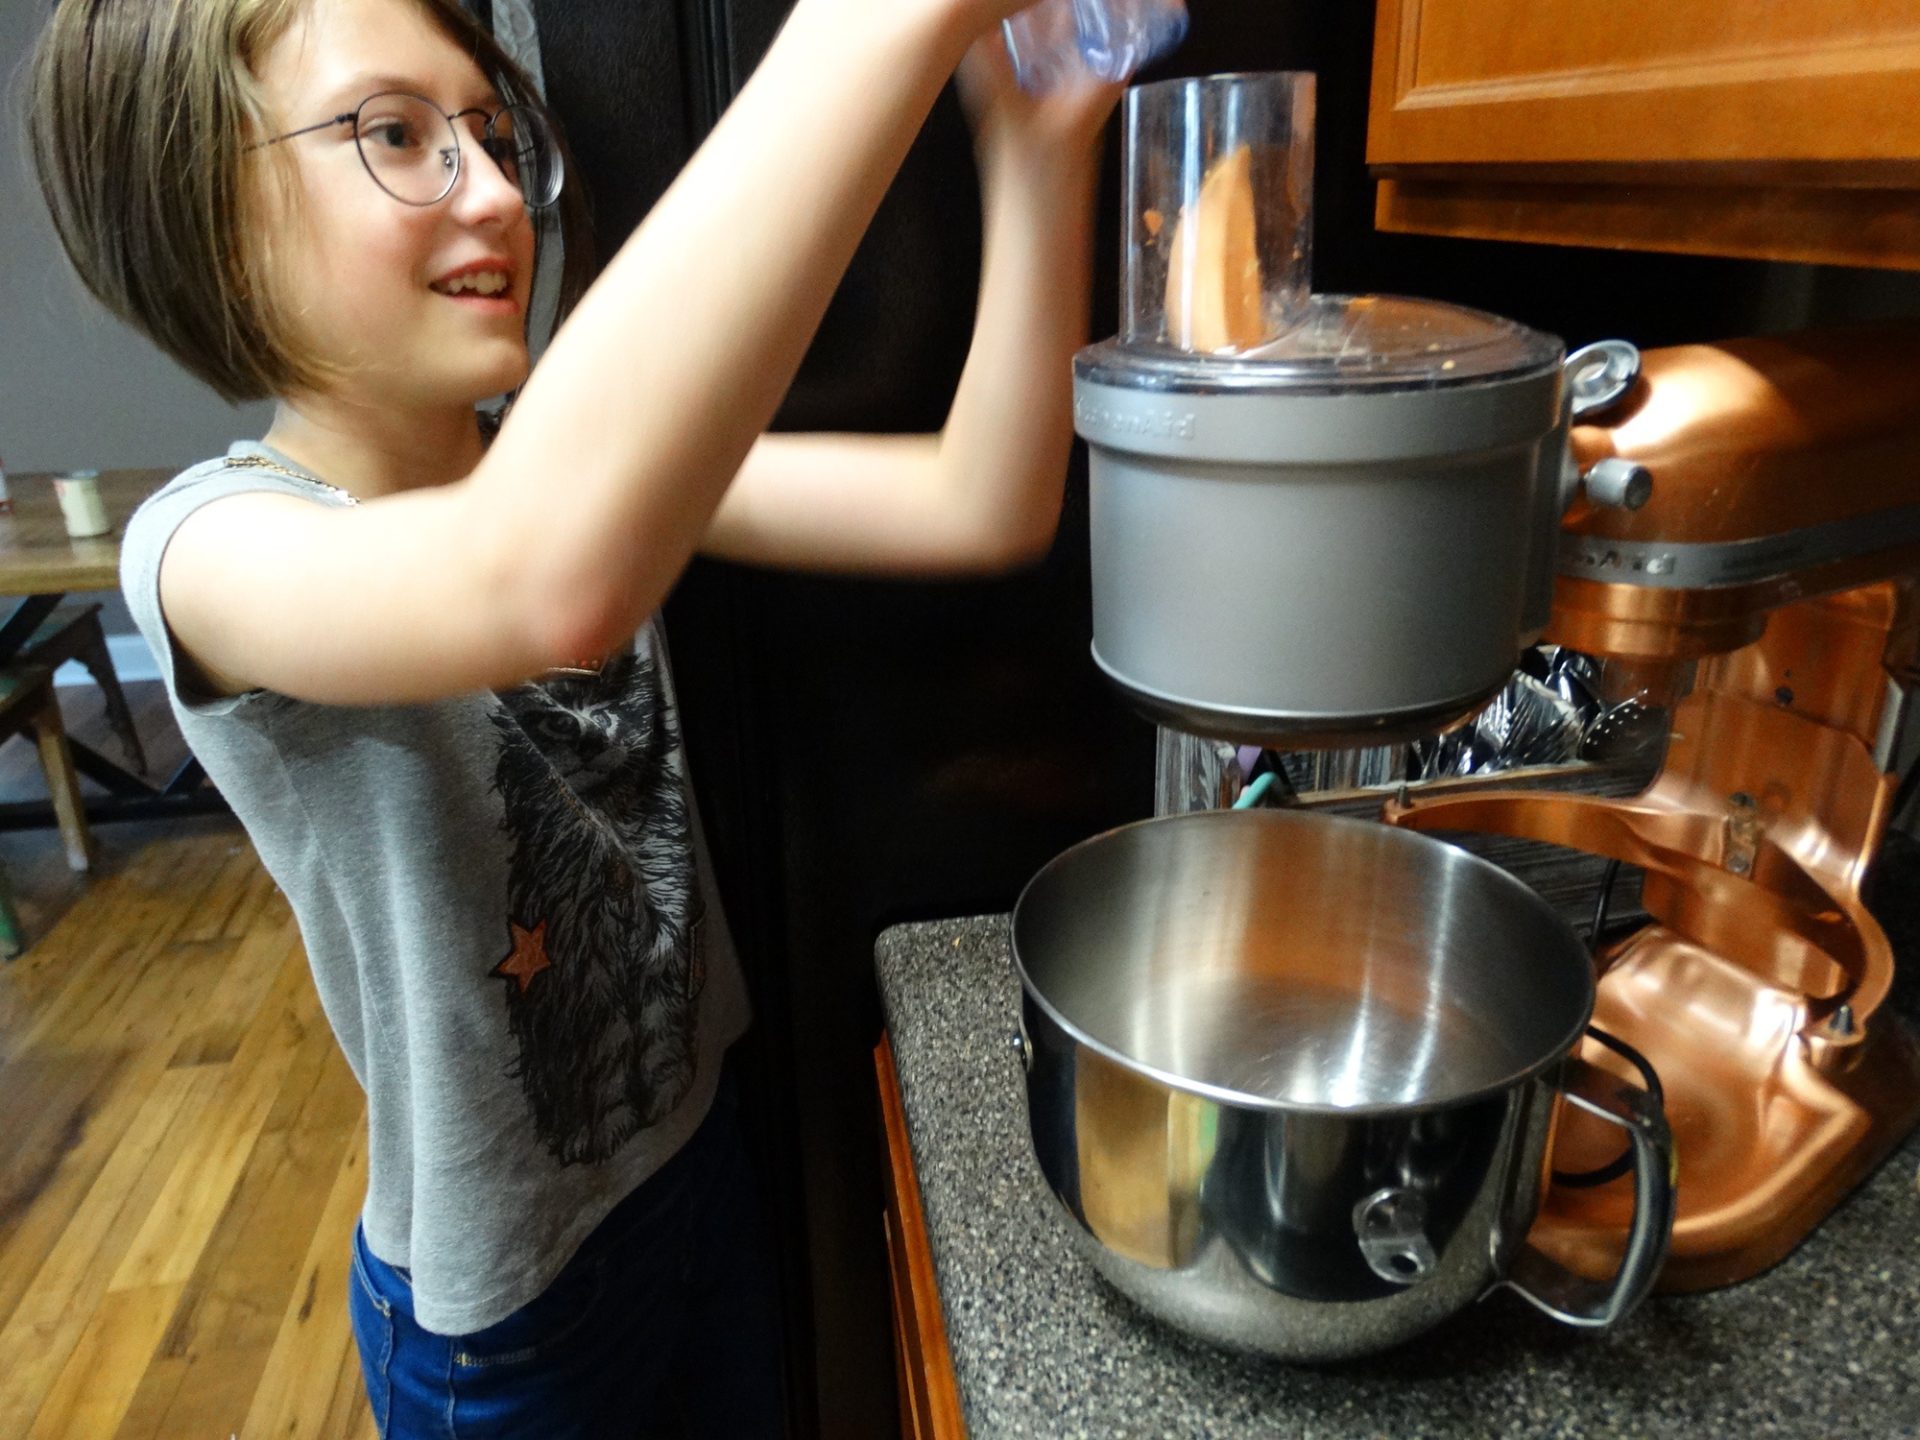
[28,0,595,404]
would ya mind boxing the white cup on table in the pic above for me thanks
[54,471,111,538]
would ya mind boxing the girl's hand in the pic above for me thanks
[822,0,1046,63]
[954,28,1125,174]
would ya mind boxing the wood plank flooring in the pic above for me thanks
[0,682,376,1438]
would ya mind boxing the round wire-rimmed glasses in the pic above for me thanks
[249,90,563,210]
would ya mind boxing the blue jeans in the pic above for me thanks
[347,1069,785,1439]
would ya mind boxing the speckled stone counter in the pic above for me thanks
[874,841,1920,1439]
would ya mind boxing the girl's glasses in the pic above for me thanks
[250,91,563,210]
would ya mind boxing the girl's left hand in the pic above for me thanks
[954,29,1125,170]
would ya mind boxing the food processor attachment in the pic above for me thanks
[1075,73,1574,748]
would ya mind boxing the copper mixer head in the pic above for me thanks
[1554,323,1920,662]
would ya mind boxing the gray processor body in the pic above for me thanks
[1074,295,1568,747]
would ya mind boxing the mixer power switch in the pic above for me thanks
[1585,458,1653,511]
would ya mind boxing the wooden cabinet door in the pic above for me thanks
[1366,0,1920,268]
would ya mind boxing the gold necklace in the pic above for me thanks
[220,453,359,506]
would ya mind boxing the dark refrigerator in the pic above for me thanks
[520,2,1891,1433]
[530,4,1159,1433]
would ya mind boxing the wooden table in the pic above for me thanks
[0,469,225,827]
[0,469,164,596]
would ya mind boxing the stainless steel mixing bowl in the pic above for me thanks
[1012,808,1673,1360]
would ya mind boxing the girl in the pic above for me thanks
[29,0,1120,1433]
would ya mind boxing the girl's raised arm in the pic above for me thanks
[157,0,1029,705]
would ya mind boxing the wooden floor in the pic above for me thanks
[0,682,376,1438]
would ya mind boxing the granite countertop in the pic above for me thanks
[874,838,1920,1440]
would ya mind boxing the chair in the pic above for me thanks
[0,863,21,959]
[0,662,95,875]
[14,604,147,774]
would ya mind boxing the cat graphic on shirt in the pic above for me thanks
[489,646,706,1165]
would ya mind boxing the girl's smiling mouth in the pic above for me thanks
[431,257,517,308]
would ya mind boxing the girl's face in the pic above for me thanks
[252,0,539,411]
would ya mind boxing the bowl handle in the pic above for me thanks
[1500,1052,1676,1328]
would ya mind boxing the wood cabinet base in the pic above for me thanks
[877,1036,966,1440]
[1376,176,1920,272]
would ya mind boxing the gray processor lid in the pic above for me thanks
[1078,293,1563,395]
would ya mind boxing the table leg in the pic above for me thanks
[67,738,167,797]
[32,691,95,872]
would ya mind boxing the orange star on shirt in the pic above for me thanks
[494,919,552,993]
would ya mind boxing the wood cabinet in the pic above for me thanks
[877,1037,966,1440]
[1366,0,1920,268]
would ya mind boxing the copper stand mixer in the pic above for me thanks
[1384,323,1920,1290]
[1076,68,1919,1308]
